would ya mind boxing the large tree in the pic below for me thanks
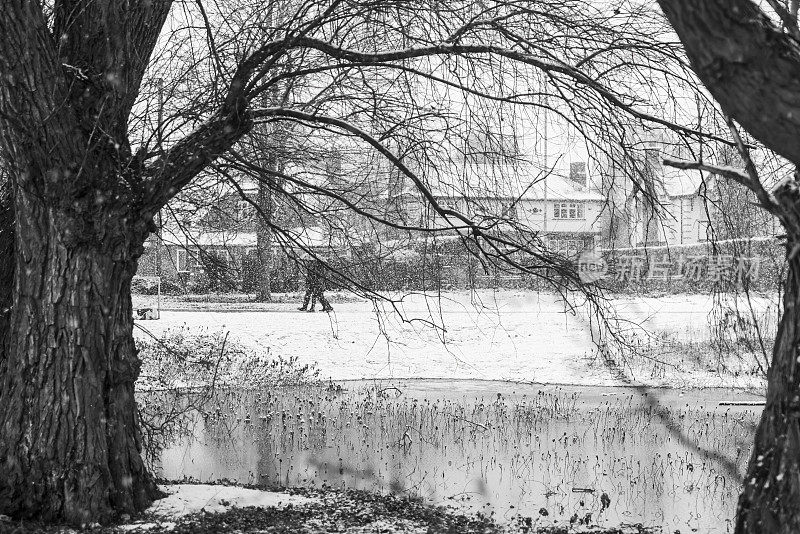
[657,1,800,532]
[0,0,717,525]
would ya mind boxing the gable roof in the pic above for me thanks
[662,167,706,198]
[425,161,605,202]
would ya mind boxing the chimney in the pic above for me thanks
[644,143,661,173]
[569,161,587,188]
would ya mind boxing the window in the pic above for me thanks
[175,248,188,272]
[175,248,204,272]
[698,220,710,242]
[235,200,254,221]
[553,202,585,219]
[501,203,518,220]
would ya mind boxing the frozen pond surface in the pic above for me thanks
[152,380,761,533]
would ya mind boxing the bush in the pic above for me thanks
[131,276,160,295]
[242,251,301,293]
[160,278,185,295]
[136,326,321,391]
[135,327,321,467]
[131,275,184,295]
[186,271,211,294]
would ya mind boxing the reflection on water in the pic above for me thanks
[153,380,759,533]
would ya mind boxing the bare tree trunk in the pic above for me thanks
[0,186,159,524]
[734,182,800,534]
[735,252,800,533]
[256,164,274,302]
[0,181,14,375]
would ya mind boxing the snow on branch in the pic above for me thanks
[663,156,781,214]
[662,156,751,185]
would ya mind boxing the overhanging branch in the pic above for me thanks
[662,156,781,215]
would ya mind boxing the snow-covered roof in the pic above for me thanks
[162,230,257,248]
[662,167,705,198]
[425,162,605,202]
[161,226,369,250]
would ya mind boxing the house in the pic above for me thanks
[136,162,384,291]
[136,177,337,291]
[618,164,712,247]
[136,133,614,290]
[612,142,779,248]
[389,159,607,257]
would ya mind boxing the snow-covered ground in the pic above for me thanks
[148,484,315,517]
[134,291,775,389]
[120,484,317,531]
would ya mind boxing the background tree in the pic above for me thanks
[0,0,725,524]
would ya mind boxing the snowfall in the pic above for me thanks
[133,290,775,389]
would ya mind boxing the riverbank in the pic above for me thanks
[3,483,659,534]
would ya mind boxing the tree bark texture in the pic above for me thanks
[0,0,254,521]
[658,0,800,166]
[0,181,14,374]
[734,182,800,534]
[0,0,171,523]
[0,182,159,523]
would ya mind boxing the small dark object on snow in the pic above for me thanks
[538,507,549,516]
[135,307,156,320]
[601,492,611,510]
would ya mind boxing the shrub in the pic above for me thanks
[131,276,160,295]
[135,327,321,466]
[136,326,320,391]
[186,271,211,294]
[131,275,184,295]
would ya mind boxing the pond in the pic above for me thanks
[148,379,761,533]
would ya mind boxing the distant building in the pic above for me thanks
[618,164,712,247]
[609,141,780,249]
[136,179,325,291]
[388,158,607,257]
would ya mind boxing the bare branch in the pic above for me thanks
[663,156,781,214]
[765,0,800,38]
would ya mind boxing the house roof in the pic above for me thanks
[661,167,706,198]
[425,161,606,202]
[161,226,369,250]
[162,230,257,248]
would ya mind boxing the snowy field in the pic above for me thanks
[133,290,776,389]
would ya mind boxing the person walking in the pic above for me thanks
[298,257,333,312]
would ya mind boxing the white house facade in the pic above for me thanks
[392,160,607,257]
[619,162,711,248]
